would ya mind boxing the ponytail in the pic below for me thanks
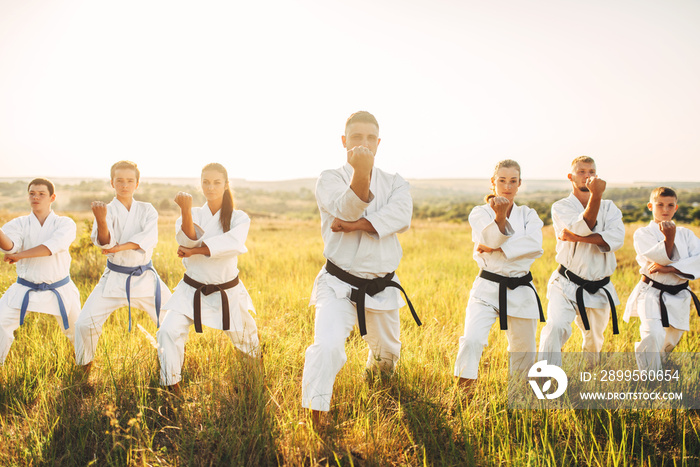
[220,185,234,233]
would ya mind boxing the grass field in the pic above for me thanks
[0,216,699,466]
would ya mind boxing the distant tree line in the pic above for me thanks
[2,180,700,225]
[413,187,700,225]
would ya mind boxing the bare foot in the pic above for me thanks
[457,377,476,397]
[78,362,92,381]
[311,410,322,430]
[166,382,181,396]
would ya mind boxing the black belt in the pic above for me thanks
[183,274,239,333]
[558,265,619,334]
[642,275,700,328]
[324,260,421,336]
[478,270,545,330]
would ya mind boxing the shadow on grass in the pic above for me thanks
[20,352,279,466]
[313,367,476,466]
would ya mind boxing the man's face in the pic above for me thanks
[27,184,55,213]
[111,169,139,199]
[342,122,380,159]
[568,162,597,192]
[648,196,678,222]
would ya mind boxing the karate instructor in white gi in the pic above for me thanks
[301,111,420,427]
[538,156,624,366]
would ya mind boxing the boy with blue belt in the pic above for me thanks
[74,161,171,375]
[0,178,81,364]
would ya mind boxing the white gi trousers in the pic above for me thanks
[454,298,537,379]
[301,279,402,412]
[538,289,609,367]
[74,276,172,365]
[0,292,80,364]
[156,304,259,386]
[634,318,684,372]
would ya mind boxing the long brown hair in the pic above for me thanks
[202,163,234,232]
[485,159,521,203]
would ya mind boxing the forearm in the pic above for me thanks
[179,244,211,257]
[190,245,210,256]
[95,218,111,246]
[0,230,13,251]
[576,233,610,249]
[582,196,601,230]
[664,237,675,260]
[350,170,371,203]
[105,242,140,253]
[14,245,52,260]
[180,209,197,240]
[334,217,377,234]
[494,215,508,235]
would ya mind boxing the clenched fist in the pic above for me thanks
[174,192,193,211]
[659,220,676,239]
[585,176,606,197]
[347,146,374,176]
[91,201,108,221]
[489,196,510,220]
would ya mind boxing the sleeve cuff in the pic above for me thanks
[177,224,205,247]
[569,214,594,236]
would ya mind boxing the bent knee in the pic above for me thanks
[306,338,347,364]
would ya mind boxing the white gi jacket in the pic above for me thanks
[0,211,80,315]
[93,198,160,298]
[163,205,254,329]
[548,193,625,308]
[312,163,412,311]
[623,221,700,330]
[468,203,544,319]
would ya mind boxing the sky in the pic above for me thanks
[0,0,698,183]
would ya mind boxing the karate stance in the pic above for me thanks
[301,111,420,427]
[74,161,172,375]
[157,163,260,392]
[454,160,544,393]
[623,187,700,371]
[0,178,81,364]
[538,156,624,365]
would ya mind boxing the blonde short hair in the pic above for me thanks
[570,156,595,170]
[650,186,677,202]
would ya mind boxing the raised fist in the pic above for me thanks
[489,196,510,219]
[585,176,606,197]
[659,220,676,239]
[347,146,374,175]
[174,192,193,211]
[91,201,108,221]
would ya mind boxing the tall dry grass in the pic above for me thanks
[0,216,698,465]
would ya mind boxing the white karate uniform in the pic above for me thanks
[74,199,172,365]
[156,205,259,386]
[0,211,81,364]
[302,163,412,412]
[454,203,544,379]
[623,221,700,371]
[538,194,624,365]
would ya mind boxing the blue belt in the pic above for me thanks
[107,260,162,331]
[17,276,71,330]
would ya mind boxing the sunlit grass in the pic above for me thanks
[0,217,698,465]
